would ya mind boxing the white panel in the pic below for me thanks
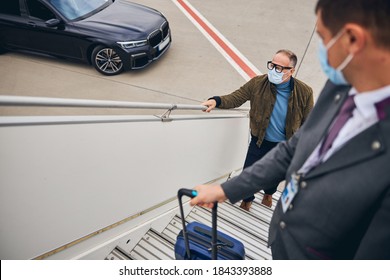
[0,115,249,259]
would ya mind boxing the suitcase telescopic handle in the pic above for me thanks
[177,188,218,260]
[178,188,198,199]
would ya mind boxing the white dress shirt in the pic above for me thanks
[299,85,390,175]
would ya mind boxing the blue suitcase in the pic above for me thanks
[175,188,245,260]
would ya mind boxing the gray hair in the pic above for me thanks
[276,49,298,67]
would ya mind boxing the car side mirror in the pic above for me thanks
[45,18,61,28]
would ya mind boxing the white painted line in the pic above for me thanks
[172,0,262,81]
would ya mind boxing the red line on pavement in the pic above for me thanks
[177,0,257,79]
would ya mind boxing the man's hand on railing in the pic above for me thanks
[201,99,217,113]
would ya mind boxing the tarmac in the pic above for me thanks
[0,0,327,116]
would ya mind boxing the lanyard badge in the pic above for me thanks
[281,172,300,213]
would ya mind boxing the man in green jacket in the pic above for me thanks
[202,49,313,211]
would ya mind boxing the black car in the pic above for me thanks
[0,0,171,75]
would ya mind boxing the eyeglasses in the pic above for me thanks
[267,61,293,73]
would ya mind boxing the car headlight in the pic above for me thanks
[117,40,148,49]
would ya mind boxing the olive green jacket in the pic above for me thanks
[213,74,314,146]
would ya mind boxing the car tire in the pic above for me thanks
[91,45,124,75]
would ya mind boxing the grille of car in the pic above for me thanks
[148,21,169,48]
[161,21,169,39]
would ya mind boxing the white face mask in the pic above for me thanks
[268,68,289,84]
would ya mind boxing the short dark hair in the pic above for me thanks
[276,49,298,67]
[315,0,390,49]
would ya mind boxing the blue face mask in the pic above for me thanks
[318,30,353,85]
[268,68,287,85]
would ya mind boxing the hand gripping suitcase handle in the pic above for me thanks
[178,188,198,199]
[178,188,218,260]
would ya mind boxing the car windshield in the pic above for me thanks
[49,0,111,20]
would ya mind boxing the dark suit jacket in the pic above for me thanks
[222,81,390,259]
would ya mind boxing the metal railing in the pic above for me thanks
[0,95,249,126]
[0,95,249,121]
[0,95,206,110]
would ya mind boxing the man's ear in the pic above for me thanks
[344,23,366,55]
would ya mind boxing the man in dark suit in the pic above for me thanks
[189,0,390,259]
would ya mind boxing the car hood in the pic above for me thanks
[75,0,167,41]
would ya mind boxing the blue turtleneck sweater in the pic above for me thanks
[264,79,292,142]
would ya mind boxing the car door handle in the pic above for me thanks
[27,22,37,28]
